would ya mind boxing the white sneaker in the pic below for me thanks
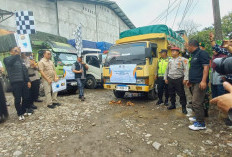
[189,117,196,122]
[18,115,25,121]
[189,122,206,131]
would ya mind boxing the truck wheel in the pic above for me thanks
[113,90,125,98]
[85,76,97,89]
[147,88,157,100]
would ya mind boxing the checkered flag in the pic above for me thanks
[74,24,83,56]
[15,11,36,34]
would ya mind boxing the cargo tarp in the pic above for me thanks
[68,39,97,49]
[30,31,67,43]
[120,24,185,43]
[96,42,113,53]
[0,31,68,53]
[0,34,17,53]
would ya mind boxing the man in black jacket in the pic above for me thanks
[4,47,32,121]
[72,56,88,101]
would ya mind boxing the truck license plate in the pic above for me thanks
[116,86,128,91]
[70,82,77,86]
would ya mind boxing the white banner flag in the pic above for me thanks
[74,24,83,56]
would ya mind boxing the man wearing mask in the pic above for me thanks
[72,56,89,101]
[164,47,189,114]
[4,47,32,121]
[38,50,60,109]
[187,39,210,131]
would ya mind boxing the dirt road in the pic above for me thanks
[0,89,232,157]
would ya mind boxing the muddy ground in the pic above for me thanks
[0,88,232,157]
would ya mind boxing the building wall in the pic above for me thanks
[0,0,130,43]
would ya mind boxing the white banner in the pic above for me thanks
[63,66,75,80]
[110,64,137,84]
[52,79,67,93]
[14,33,32,52]
[74,24,83,56]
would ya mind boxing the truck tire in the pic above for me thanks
[113,90,125,98]
[85,75,97,89]
[147,88,157,100]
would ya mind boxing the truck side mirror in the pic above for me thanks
[145,47,152,58]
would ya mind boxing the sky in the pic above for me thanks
[113,0,232,31]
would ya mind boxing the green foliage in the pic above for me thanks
[188,12,232,56]
[221,12,232,38]
[189,27,214,56]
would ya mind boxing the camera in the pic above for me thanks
[214,57,232,75]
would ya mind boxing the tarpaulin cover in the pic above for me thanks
[0,34,17,53]
[68,39,97,49]
[96,42,113,53]
[30,31,67,43]
[0,31,68,53]
[120,24,185,43]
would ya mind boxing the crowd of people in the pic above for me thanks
[0,32,232,132]
[156,33,232,130]
[0,48,88,122]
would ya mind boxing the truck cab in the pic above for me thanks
[103,25,186,99]
[35,41,78,93]
[81,48,106,89]
[103,41,158,99]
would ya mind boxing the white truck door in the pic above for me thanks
[85,55,102,88]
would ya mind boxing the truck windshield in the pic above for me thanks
[54,53,77,65]
[105,43,146,65]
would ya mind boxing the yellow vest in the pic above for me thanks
[158,57,169,76]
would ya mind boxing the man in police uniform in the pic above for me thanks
[156,49,169,106]
[164,47,189,114]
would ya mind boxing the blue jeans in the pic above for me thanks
[77,78,85,98]
[211,84,225,98]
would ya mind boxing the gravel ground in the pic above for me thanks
[0,88,232,157]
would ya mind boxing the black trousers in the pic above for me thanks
[11,82,31,116]
[168,77,187,107]
[157,77,169,101]
[0,80,8,122]
[29,79,40,104]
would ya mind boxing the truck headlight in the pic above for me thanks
[136,79,145,84]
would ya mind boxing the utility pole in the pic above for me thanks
[212,0,223,40]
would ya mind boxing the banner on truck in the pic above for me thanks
[110,64,137,84]
[52,78,67,93]
[14,33,32,52]
[63,66,75,80]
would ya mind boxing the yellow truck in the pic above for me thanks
[103,25,185,99]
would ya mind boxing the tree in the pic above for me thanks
[221,12,232,38]
[179,20,201,37]
[188,12,232,56]
[189,27,214,55]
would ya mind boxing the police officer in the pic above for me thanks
[156,49,169,105]
[164,47,189,114]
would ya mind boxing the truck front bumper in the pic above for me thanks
[104,84,150,92]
